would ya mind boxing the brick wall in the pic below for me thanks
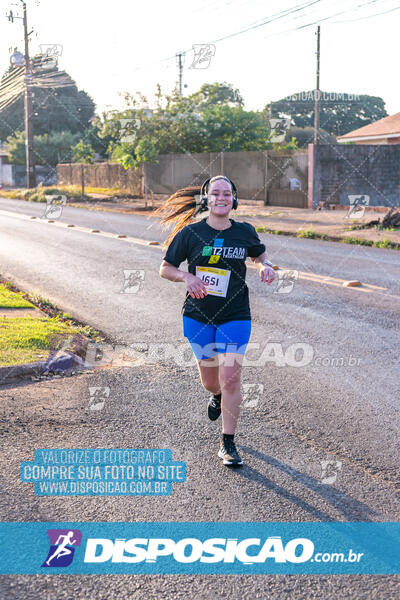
[308,144,400,208]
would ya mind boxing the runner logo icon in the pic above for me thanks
[41,529,82,567]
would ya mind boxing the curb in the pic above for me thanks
[0,352,88,386]
[0,278,109,387]
[0,360,45,384]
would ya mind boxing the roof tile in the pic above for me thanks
[337,112,400,139]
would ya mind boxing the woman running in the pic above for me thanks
[157,175,276,467]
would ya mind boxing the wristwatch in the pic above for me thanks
[261,259,274,268]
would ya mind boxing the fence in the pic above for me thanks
[57,152,308,207]
[57,162,143,196]
[144,150,309,207]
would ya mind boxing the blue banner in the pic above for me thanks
[0,522,399,574]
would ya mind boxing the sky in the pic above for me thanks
[0,0,398,117]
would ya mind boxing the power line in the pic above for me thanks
[0,67,24,89]
[258,0,390,39]
[329,2,400,21]
[0,88,24,113]
[128,0,326,73]
[211,0,324,42]
[0,59,75,113]
[279,0,351,23]
[211,0,384,42]
[128,0,385,75]
[293,0,384,29]
[0,77,25,101]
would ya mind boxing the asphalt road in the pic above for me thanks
[0,197,399,599]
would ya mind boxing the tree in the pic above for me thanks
[269,91,388,136]
[188,82,244,109]
[284,126,336,148]
[7,130,81,166]
[72,140,96,164]
[0,55,95,142]
[97,84,296,170]
[72,140,96,198]
[81,118,112,159]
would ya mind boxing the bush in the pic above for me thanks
[342,237,372,246]
[373,239,398,249]
[297,228,316,239]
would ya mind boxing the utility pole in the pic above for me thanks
[313,25,321,145]
[7,2,36,187]
[22,1,36,187]
[176,52,185,96]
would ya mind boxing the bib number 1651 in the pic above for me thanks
[201,274,219,286]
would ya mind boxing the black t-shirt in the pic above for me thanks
[162,217,266,325]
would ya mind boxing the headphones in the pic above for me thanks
[196,176,238,214]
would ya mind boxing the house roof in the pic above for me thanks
[337,112,400,141]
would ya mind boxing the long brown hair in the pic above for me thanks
[153,186,201,248]
[154,176,233,248]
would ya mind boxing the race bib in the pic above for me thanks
[196,266,231,298]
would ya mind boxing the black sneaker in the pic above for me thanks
[218,438,243,466]
[207,393,221,421]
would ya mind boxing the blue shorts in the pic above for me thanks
[183,316,252,360]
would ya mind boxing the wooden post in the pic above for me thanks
[264,151,269,206]
[81,163,85,199]
[143,163,147,208]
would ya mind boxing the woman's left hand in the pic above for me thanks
[260,265,276,284]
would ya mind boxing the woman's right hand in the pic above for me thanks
[183,273,209,299]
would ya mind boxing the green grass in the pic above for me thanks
[347,224,397,232]
[342,237,399,250]
[0,285,34,309]
[0,316,82,366]
[0,186,86,202]
[0,187,71,203]
[254,224,399,249]
[296,228,326,240]
[0,184,138,202]
[297,228,315,239]
[74,185,137,198]
[57,185,137,198]
[373,225,396,231]
[373,238,396,249]
[29,295,57,310]
[342,236,372,246]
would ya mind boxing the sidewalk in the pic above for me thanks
[237,203,400,246]
[69,195,400,247]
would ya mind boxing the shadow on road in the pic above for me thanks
[236,445,380,522]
